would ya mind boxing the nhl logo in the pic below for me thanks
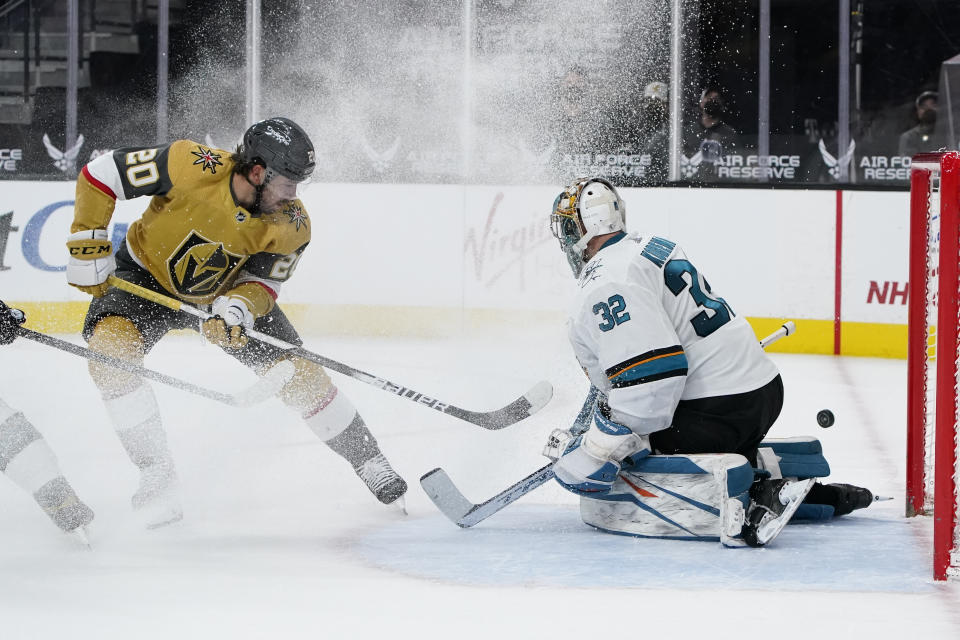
[235,210,247,223]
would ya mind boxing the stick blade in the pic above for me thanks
[419,468,476,527]
[459,380,554,430]
[523,380,554,416]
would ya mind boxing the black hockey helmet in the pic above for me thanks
[239,117,315,182]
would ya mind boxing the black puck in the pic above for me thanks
[817,409,835,428]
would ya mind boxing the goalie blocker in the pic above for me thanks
[580,437,865,546]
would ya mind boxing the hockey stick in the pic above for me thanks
[106,276,552,429]
[421,321,798,527]
[14,326,294,408]
[760,320,795,349]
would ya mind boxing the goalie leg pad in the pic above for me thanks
[756,437,831,479]
[579,453,753,545]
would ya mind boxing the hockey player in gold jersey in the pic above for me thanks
[66,117,407,527]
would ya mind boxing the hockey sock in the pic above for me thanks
[104,382,174,472]
[323,413,382,468]
[300,386,380,465]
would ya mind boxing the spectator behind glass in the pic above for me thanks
[552,66,612,156]
[899,91,939,157]
[684,86,740,163]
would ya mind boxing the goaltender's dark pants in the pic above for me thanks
[649,375,784,467]
[81,243,301,370]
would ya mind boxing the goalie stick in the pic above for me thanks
[15,327,294,408]
[421,321,798,527]
[107,276,552,429]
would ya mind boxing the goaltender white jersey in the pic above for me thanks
[567,232,779,436]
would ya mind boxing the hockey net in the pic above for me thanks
[907,151,960,580]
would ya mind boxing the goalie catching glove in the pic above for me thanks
[548,402,650,495]
[201,294,256,350]
[0,300,26,345]
[66,229,115,297]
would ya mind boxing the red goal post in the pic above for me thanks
[906,150,960,581]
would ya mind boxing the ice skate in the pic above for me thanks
[807,482,874,516]
[131,461,183,529]
[47,497,95,534]
[741,478,814,547]
[354,453,408,506]
[35,477,95,535]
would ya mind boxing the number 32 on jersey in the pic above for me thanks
[593,294,631,332]
[591,260,734,337]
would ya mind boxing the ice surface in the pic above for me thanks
[1,327,958,639]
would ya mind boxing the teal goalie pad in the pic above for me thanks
[756,437,830,479]
[579,453,754,546]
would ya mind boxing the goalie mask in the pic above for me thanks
[550,177,626,277]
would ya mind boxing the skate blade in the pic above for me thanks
[388,495,408,516]
[134,503,184,530]
[66,525,92,550]
[145,510,184,529]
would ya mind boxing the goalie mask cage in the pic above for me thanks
[907,150,960,581]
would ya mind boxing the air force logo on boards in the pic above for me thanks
[679,152,703,179]
[168,231,244,296]
[818,139,856,180]
[41,133,85,173]
[359,134,401,173]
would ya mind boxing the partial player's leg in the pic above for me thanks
[82,258,192,528]
[0,397,94,534]
[228,309,407,505]
[86,316,183,527]
[650,375,816,546]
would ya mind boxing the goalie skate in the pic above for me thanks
[741,478,815,547]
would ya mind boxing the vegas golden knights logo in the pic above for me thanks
[168,231,244,296]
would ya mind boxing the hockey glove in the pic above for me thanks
[66,229,115,297]
[201,295,255,350]
[552,403,650,496]
[0,301,25,345]
[542,386,605,460]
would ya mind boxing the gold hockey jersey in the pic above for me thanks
[72,140,310,311]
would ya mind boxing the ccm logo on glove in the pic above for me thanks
[66,229,116,298]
